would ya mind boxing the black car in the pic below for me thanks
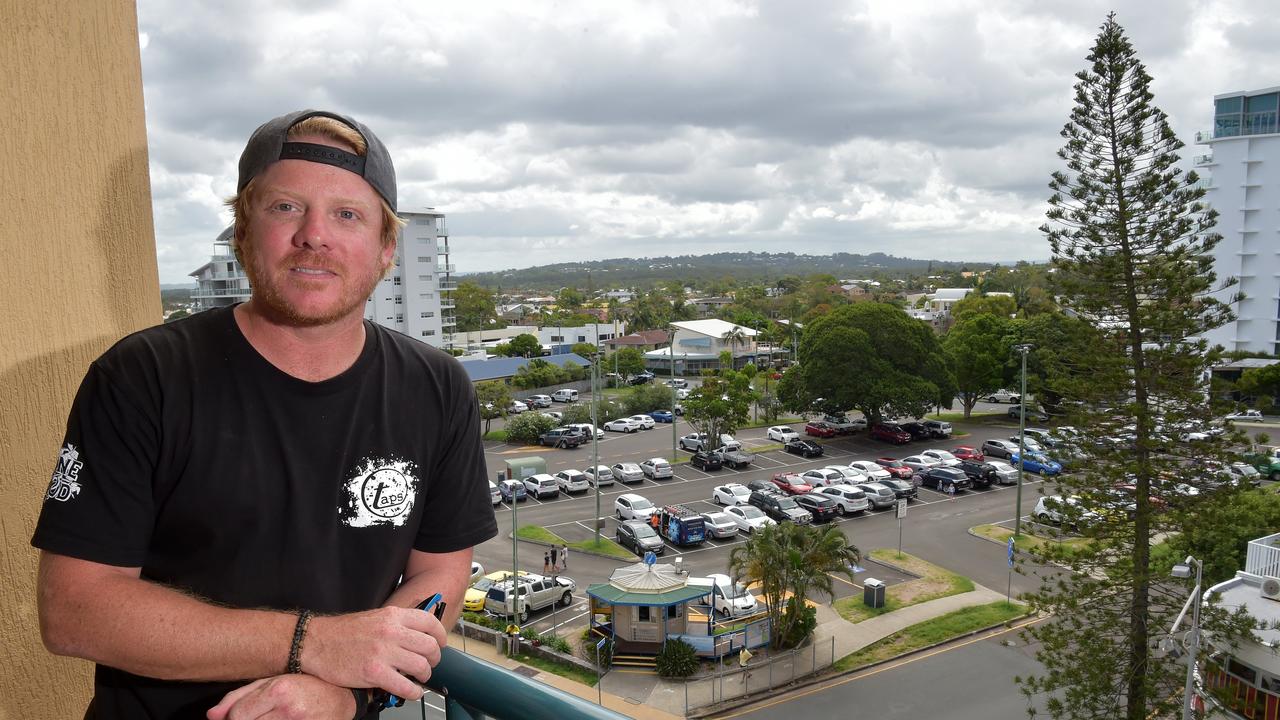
[872,478,918,500]
[615,520,665,556]
[745,478,778,495]
[921,466,972,492]
[690,450,723,471]
[784,439,825,458]
[898,421,932,442]
[958,459,998,488]
[794,493,840,522]
[748,490,812,524]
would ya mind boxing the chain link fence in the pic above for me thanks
[682,636,838,715]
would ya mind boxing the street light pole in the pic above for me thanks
[670,327,678,460]
[1013,344,1033,538]
[593,352,601,545]
[1171,556,1203,720]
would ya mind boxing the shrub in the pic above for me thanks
[462,612,505,631]
[655,638,700,678]
[778,597,818,649]
[505,413,558,443]
[560,405,593,426]
[579,630,614,666]
[624,384,677,415]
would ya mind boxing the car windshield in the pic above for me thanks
[634,524,657,538]
[783,476,804,486]
[1236,464,1260,476]
[777,498,799,509]
[740,507,764,519]
[881,460,903,468]
[473,578,494,591]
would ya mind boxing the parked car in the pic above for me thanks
[540,411,564,424]
[794,493,840,522]
[506,400,528,414]
[665,378,689,389]
[874,457,915,479]
[551,388,579,403]
[712,483,753,506]
[767,425,800,443]
[981,439,1020,459]
[1008,435,1045,453]
[484,573,576,622]
[987,459,1019,485]
[675,388,691,400]
[1227,462,1263,486]
[488,480,501,506]
[872,478,917,500]
[526,394,553,408]
[521,473,560,500]
[951,445,984,462]
[986,388,1021,403]
[1225,409,1264,422]
[800,468,846,488]
[628,372,655,386]
[615,520,664,556]
[499,478,527,502]
[614,493,656,521]
[922,420,953,439]
[465,570,529,612]
[920,466,971,492]
[679,433,711,451]
[567,422,605,440]
[699,511,740,540]
[554,469,590,494]
[848,460,892,481]
[654,504,707,546]
[870,423,911,445]
[784,439,825,458]
[611,462,645,484]
[1009,451,1062,476]
[748,490,813,524]
[920,449,961,467]
[900,454,941,473]
[690,450,723,471]
[804,421,838,438]
[627,414,657,430]
[1033,495,1099,528]
[648,410,674,423]
[745,478,778,495]
[723,504,777,534]
[822,414,864,434]
[583,465,615,487]
[770,472,814,495]
[855,482,898,510]
[714,441,755,470]
[958,459,999,489]
[539,427,584,449]
[604,417,642,433]
[689,574,759,618]
[817,484,871,514]
[822,465,868,484]
[898,421,932,442]
[639,457,674,480]
[1008,404,1050,422]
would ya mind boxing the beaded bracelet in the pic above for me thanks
[286,609,313,674]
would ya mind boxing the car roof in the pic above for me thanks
[618,492,647,501]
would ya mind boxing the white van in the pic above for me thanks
[688,574,759,618]
[552,388,579,403]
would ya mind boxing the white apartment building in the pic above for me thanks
[188,209,456,349]
[1196,86,1280,354]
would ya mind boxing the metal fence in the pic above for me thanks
[682,636,838,715]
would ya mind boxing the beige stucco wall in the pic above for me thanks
[0,1,159,717]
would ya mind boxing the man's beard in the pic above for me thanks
[239,239,385,327]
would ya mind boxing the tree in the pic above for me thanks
[1018,15,1244,720]
[943,313,1009,418]
[505,333,542,358]
[608,347,646,378]
[454,281,499,332]
[682,370,752,449]
[778,303,954,423]
[949,293,1016,324]
[474,381,512,434]
[1235,363,1280,409]
[728,523,859,649]
[570,342,598,358]
[556,286,585,310]
[721,325,749,370]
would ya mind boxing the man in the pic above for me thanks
[32,109,498,719]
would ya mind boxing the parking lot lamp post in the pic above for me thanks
[509,470,519,639]
[1013,344,1033,537]
[670,328,678,460]
[1171,556,1203,720]
[593,353,601,544]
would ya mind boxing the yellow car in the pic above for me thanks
[464,570,530,612]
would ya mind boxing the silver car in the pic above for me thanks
[584,465,615,487]
[856,482,897,510]
[699,511,740,539]
[611,462,645,484]
[640,458,674,480]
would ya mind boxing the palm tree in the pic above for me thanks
[729,523,860,649]
[721,325,748,371]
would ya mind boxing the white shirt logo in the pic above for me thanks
[340,458,420,527]
[47,443,84,503]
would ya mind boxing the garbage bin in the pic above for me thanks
[863,578,885,608]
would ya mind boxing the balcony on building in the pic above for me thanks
[1193,154,1215,166]
[1213,89,1280,139]
[439,298,456,310]
[441,315,457,327]
[437,263,456,274]
[439,280,458,291]
[436,241,450,255]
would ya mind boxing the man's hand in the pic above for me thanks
[302,606,446,700]
[206,674,355,720]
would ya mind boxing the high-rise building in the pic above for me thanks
[1197,86,1280,354]
[187,210,456,349]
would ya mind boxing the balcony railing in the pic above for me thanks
[1193,154,1215,166]
[1245,532,1280,577]
[437,263,456,274]
[1195,130,1213,144]
[441,315,457,327]
[425,647,628,720]
[439,299,456,310]
[439,281,458,291]
[437,241,450,255]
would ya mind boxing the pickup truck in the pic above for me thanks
[1247,446,1280,481]
[714,441,754,470]
[986,389,1021,404]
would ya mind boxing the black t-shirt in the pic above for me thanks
[31,306,498,719]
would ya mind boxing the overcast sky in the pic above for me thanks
[138,0,1280,284]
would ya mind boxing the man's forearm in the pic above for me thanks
[384,548,473,630]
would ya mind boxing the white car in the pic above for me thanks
[526,394,553,408]
[692,573,759,618]
[767,425,800,443]
[800,468,846,488]
[611,462,645,484]
[628,414,657,430]
[847,460,892,481]
[604,418,642,433]
[615,493,656,521]
[1033,495,1099,526]
[551,389,579,403]
[679,433,710,451]
[640,458,674,480]
[920,449,961,467]
[699,512,739,540]
[817,484,871,514]
[521,473,560,499]
[987,389,1021,403]
[470,561,485,583]
[987,459,1019,485]
[488,480,501,505]
[1225,409,1264,422]
[506,400,528,414]
[1008,435,1045,453]
[583,465,615,487]
[554,469,590,494]
[712,483,752,506]
[823,465,868,483]
[567,422,605,440]
[900,455,941,473]
[540,411,563,422]
[723,504,777,534]
[676,388,691,400]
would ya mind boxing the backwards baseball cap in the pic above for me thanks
[236,109,398,213]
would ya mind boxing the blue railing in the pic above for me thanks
[424,647,632,720]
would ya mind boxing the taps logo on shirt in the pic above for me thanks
[340,457,420,528]
[46,443,84,503]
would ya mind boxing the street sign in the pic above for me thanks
[895,498,907,519]
[1007,537,1016,568]
[643,551,657,566]
[596,637,608,651]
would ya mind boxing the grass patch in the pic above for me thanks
[925,411,1008,424]
[972,523,1094,558]
[832,601,1027,671]
[512,651,599,686]
[515,525,636,561]
[834,549,974,623]
[739,417,804,429]
[483,429,509,441]
[515,525,562,544]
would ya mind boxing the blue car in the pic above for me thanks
[499,479,527,502]
[1010,451,1062,476]
[648,410,674,423]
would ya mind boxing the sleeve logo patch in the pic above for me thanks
[339,458,420,527]
[46,443,84,503]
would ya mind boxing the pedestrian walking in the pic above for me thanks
[560,543,569,570]
[550,545,559,572]
[947,482,956,501]
[544,550,551,574]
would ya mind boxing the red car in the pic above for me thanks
[870,423,911,444]
[875,458,915,480]
[805,421,838,438]
[952,445,984,462]
[770,472,814,495]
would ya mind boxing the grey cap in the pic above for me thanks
[236,109,397,213]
